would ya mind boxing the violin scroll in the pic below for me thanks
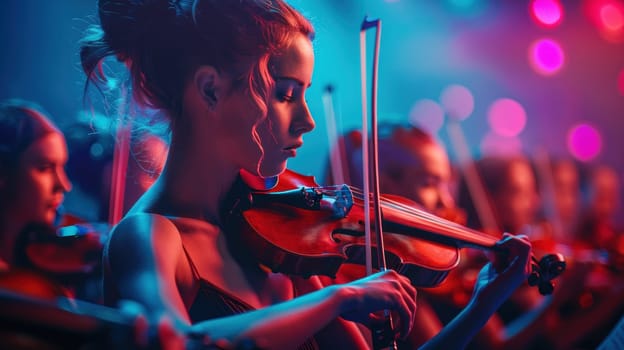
[528,253,567,295]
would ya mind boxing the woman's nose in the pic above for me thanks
[436,187,455,210]
[292,103,315,135]
[56,167,73,192]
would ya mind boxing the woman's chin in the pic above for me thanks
[258,160,288,178]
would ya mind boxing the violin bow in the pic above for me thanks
[446,121,499,233]
[360,16,397,350]
[322,85,348,186]
[532,147,565,240]
[108,85,132,227]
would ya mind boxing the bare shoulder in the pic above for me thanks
[106,213,183,273]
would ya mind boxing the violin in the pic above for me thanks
[0,269,248,350]
[14,221,105,277]
[223,169,566,295]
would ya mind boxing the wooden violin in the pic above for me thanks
[223,169,566,295]
[14,221,105,277]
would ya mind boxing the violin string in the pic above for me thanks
[317,185,496,248]
[320,184,453,225]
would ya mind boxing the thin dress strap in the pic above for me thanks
[181,243,202,281]
[180,242,319,350]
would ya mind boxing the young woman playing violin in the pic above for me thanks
[80,0,532,348]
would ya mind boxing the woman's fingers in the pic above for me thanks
[359,270,417,338]
[117,299,150,348]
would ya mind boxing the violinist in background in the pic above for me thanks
[0,99,74,289]
[547,158,582,243]
[325,124,461,348]
[327,125,556,349]
[577,164,622,252]
[0,102,186,350]
[455,155,561,349]
[554,162,624,349]
[79,0,534,348]
[458,155,541,238]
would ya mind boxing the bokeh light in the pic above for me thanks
[584,0,624,42]
[567,123,603,161]
[440,84,475,121]
[487,98,527,137]
[601,3,624,30]
[408,99,445,134]
[480,132,523,156]
[528,38,565,76]
[529,0,564,27]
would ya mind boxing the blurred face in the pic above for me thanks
[552,161,579,222]
[7,132,72,226]
[589,167,620,219]
[493,160,539,233]
[394,143,454,213]
[227,33,315,178]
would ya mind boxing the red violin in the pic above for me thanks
[225,169,566,295]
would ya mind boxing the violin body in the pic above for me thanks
[232,170,457,287]
[15,221,105,277]
[225,169,565,293]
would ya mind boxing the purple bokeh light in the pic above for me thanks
[487,98,527,137]
[440,84,475,121]
[567,123,603,161]
[528,38,565,76]
[408,99,445,134]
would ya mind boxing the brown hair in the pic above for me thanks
[0,99,59,174]
[80,0,314,127]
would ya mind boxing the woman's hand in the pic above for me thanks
[336,269,417,339]
[471,233,532,311]
[118,299,186,350]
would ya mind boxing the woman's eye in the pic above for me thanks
[277,86,296,102]
[279,93,294,102]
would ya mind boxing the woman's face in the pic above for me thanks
[385,143,454,213]
[227,33,316,178]
[7,132,72,226]
[493,160,539,233]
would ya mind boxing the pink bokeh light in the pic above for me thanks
[408,99,445,134]
[487,98,527,137]
[528,38,565,76]
[440,84,475,121]
[530,0,564,27]
[567,123,603,161]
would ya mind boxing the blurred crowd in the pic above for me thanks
[324,122,624,349]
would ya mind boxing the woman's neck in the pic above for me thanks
[151,129,240,224]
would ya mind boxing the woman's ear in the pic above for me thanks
[194,66,223,109]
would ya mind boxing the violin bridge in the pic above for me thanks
[318,184,353,219]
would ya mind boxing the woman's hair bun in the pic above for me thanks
[98,0,180,59]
